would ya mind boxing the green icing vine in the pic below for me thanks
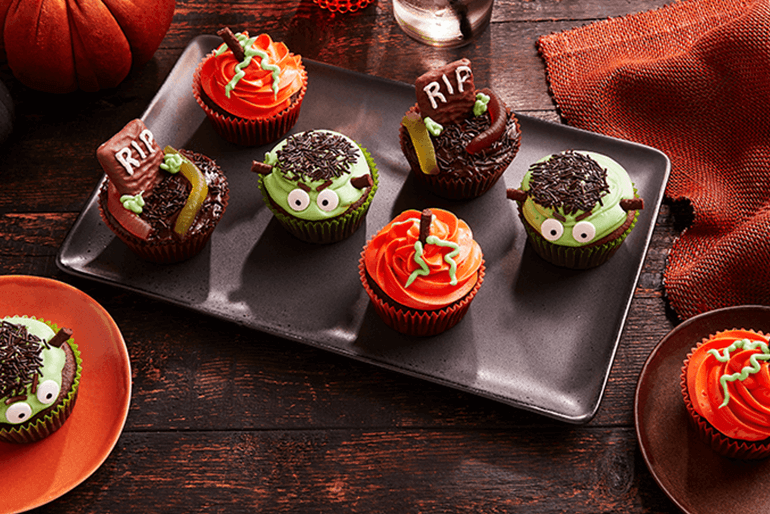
[707,338,770,408]
[406,235,461,288]
[216,33,281,100]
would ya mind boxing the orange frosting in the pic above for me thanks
[687,329,770,441]
[364,209,483,311]
[200,33,305,120]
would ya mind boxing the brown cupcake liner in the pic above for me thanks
[258,144,379,244]
[399,104,521,200]
[680,336,770,459]
[516,203,639,269]
[358,250,485,337]
[192,56,307,146]
[0,318,83,444]
[98,179,230,264]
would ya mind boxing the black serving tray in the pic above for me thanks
[57,35,670,423]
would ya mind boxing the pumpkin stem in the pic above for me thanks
[217,27,245,61]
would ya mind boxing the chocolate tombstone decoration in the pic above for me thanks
[96,119,163,197]
[415,58,475,125]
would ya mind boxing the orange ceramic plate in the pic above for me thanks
[0,275,131,514]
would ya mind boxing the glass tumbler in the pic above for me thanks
[393,0,493,47]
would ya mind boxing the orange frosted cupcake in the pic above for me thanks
[193,28,308,146]
[359,208,485,336]
[681,328,770,459]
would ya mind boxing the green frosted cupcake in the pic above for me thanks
[0,316,83,444]
[253,129,379,244]
[506,150,644,269]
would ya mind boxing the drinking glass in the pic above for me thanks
[393,0,493,47]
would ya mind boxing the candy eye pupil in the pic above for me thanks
[572,221,597,243]
[287,189,311,212]
[540,218,564,242]
[316,189,339,212]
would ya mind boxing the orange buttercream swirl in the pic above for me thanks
[687,329,770,441]
[364,209,483,311]
[200,33,305,120]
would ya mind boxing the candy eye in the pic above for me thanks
[37,380,60,405]
[316,189,339,212]
[572,221,596,243]
[5,402,32,424]
[287,189,311,212]
[540,218,564,242]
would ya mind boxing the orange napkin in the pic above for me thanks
[537,0,770,320]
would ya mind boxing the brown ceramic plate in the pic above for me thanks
[58,35,669,424]
[635,305,770,513]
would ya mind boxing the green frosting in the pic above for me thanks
[261,130,372,221]
[473,92,490,117]
[708,338,770,408]
[423,117,443,136]
[160,152,183,174]
[120,192,145,214]
[0,317,65,425]
[520,151,635,247]
[215,33,280,100]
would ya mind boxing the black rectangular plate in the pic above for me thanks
[57,35,670,423]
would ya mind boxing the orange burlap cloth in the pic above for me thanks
[537,0,770,321]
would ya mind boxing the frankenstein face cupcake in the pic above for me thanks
[0,316,82,444]
[506,150,643,269]
[359,208,485,336]
[399,58,521,199]
[193,28,307,146]
[252,129,378,244]
[96,118,229,263]
[681,328,770,459]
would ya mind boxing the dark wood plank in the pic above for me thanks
[0,0,692,512]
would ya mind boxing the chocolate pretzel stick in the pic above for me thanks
[217,27,245,61]
[251,161,273,175]
[48,327,73,348]
[419,209,433,245]
[620,197,644,211]
[350,174,373,189]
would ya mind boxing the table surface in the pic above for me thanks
[1,1,689,512]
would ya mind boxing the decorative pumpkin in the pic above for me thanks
[0,0,175,93]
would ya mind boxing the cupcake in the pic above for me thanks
[96,118,229,263]
[399,58,521,200]
[0,316,82,444]
[681,328,770,459]
[506,150,643,269]
[193,28,307,146]
[252,129,378,244]
[359,208,485,336]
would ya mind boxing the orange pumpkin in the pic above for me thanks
[0,0,175,93]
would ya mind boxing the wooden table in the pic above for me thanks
[1,0,687,512]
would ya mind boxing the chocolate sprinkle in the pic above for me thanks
[138,150,228,242]
[276,131,359,182]
[0,321,47,399]
[527,151,610,215]
[404,110,520,179]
